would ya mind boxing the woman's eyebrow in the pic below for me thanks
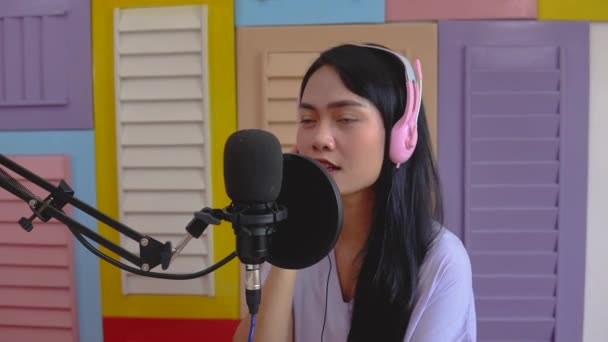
[299,100,365,110]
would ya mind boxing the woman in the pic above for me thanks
[233,43,476,341]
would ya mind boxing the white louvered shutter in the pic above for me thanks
[113,5,214,295]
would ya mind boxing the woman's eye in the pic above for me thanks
[298,118,316,124]
[338,117,357,123]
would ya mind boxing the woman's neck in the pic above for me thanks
[337,188,375,252]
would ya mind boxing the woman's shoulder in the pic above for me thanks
[406,226,477,341]
[419,226,473,289]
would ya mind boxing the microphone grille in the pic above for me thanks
[223,129,283,203]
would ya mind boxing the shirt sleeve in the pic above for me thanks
[407,236,477,342]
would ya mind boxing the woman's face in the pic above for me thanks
[296,65,386,196]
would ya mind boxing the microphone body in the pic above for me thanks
[223,129,286,315]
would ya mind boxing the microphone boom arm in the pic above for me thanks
[0,153,236,279]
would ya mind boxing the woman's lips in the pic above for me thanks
[315,159,340,174]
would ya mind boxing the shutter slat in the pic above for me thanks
[0,266,71,288]
[267,78,301,99]
[0,307,72,328]
[471,252,557,274]
[122,146,205,168]
[0,287,71,309]
[471,161,559,184]
[121,101,203,123]
[118,6,202,32]
[471,70,560,91]
[268,123,297,145]
[477,297,556,317]
[478,318,555,340]
[265,52,318,77]
[469,208,558,230]
[470,46,560,69]
[471,138,559,162]
[120,77,203,100]
[0,246,69,267]
[0,326,73,342]
[121,123,205,146]
[122,191,207,213]
[472,115,560,138]
[119,31,202,55]
[122,168,206,190]
[472,92,560,115]
[120,54,202,77]
[474,275,556,297]
[470,184,558,207]
[470,231,557,252]
[267,99,298,123]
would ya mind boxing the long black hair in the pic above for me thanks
[299,44,444,341]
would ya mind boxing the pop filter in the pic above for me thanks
[265,153,343,269]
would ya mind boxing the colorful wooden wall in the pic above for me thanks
[0,0,606,341]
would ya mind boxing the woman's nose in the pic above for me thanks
[312,123,336,151]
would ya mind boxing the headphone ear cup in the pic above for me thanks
[389,118,419,167]
[389,122,413,167]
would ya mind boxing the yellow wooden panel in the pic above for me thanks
[539,0,608,20]
[93,0,238,319]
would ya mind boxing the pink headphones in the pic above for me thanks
[351,44,423,168]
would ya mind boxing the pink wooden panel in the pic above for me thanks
[386,0,537,20]
[0,155,78,342]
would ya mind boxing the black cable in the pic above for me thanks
[67,224,236,279]
[321,254,331,342]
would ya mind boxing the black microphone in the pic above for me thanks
[222,129,287,316]
[222,129,344,317]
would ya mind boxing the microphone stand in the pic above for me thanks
[0,153,236,280]
[0,152,288,319]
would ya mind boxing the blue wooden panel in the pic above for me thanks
[0,130,102,342]
[235,0,384,26]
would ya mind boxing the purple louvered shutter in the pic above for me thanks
[438,21,589,342]
[0,0,92,130]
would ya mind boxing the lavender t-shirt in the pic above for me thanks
[262,228,477,341]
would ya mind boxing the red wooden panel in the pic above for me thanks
[0,155,78,342]
[104,317,240,342]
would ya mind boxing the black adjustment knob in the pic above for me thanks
[18,216,34,232]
